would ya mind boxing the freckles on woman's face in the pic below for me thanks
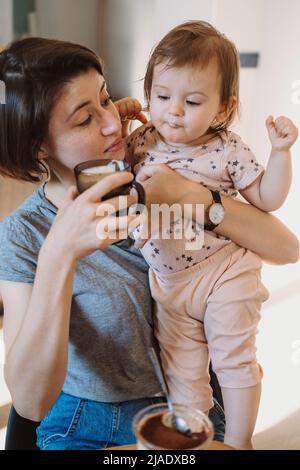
[44,69,123,171]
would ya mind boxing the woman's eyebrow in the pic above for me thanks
[67,100,91,121]
[67,81,106,121]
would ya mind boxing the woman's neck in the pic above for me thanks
[44,173,70,209]
[43,157,78,209]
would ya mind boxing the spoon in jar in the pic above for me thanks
[148,347,192,436]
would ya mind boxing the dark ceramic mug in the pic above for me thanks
[74,159,145,205]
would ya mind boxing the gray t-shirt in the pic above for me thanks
[0,185,161,402]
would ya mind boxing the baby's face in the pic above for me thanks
[149,61,224,147]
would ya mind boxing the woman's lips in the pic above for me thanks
[105,138,124,153]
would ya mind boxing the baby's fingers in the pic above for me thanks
[274,116,298,137]
[274,116,288,133]
[135,112,148,125]
[266,115,277,140]
[265,115,274,128]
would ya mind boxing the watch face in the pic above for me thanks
[209,203,225,225]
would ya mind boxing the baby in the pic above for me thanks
[125,21,298,449]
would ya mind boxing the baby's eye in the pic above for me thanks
[158,95,169,101]
[186,100,200,106]
[78,115,92,127]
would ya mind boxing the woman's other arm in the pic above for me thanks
[138,164,299,265]
[215,195,299,264]
[1,252,76,422]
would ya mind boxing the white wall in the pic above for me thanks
[214,0,300,272]
[100,0,154,100]
[246,4,300,431]
[249,0,300,231]
[213,0,300,235]
[0,0,13,46]
[152,0,213,41]
[212,0,265,142]
[35,0,102,53]
[100,0,215,101]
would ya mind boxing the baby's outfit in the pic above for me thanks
[126,123,269,412]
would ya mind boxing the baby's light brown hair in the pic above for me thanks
[144,20,240,134]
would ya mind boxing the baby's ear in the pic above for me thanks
[217,96,237,121]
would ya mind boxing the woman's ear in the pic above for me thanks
[37,145,49,161]
[216,96,237,122]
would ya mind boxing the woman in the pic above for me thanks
[0,38,298,450]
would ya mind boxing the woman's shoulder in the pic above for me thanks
[0,185,53,245]
[0,186,53,283]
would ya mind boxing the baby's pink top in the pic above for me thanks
[126,123,264,274]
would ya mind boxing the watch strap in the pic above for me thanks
[204,190,222,231]
[210,190,221,204]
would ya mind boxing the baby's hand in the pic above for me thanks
[114,97,148,137]
[266,115,298,152]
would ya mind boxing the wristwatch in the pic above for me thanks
[204,190,225,231]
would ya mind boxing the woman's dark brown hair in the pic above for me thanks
[144,21,240,134]
[0,37,103,182]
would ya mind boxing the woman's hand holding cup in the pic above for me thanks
[44,171,142,264]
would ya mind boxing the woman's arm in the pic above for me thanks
[2,254,76,422]
[215,195,299,264]
[2,173,140,421]
[138,164,299,265]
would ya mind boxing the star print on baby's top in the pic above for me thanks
[125,123,264,274]
[224,135,264,191]
[125,123,264,199]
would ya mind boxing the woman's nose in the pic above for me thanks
[100,108,121,136]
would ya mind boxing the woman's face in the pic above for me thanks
[42,69,124,182]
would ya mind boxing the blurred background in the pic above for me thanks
[0,0,299,449]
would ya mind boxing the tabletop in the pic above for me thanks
[106,440,234,450]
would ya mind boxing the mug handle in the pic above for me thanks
[113,180,145,247]
[131,180,146,206]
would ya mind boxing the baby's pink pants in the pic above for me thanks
[149,244,269,412]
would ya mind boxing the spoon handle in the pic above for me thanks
[148,347,173,413]
[148,347,192,436]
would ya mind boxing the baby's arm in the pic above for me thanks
[241,116,298,212]
[114,97,147,138]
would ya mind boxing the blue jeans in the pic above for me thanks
[36,392,225,450]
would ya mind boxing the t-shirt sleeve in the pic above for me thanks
[223,134,265,191]
[125,122,155,170]
[0,216,39,284]
[125,124,145,167]
[125,133,135,166]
